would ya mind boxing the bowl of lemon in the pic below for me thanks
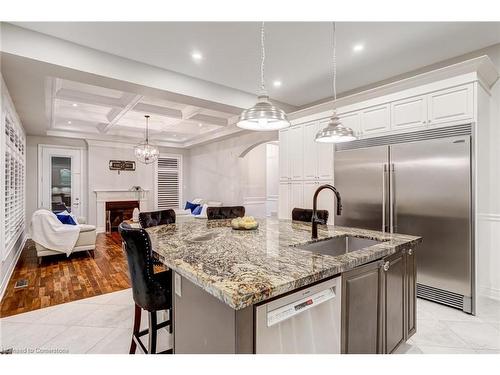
[231,216,259,231]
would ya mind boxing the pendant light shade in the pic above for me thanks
[237,94,290,131]
[134,115,159,164]
[315,110,356,143]
[315,22,357,143]
[237,22,290,131]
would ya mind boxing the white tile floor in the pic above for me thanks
[395,297,500,354]
[0,288,172,354]
[1,288,499,354]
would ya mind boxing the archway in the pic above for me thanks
[239,141,279,218]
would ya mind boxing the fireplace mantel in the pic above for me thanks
[94,189,150,233]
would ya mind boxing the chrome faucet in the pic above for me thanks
[312,184,342,239]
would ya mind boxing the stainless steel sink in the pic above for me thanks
[296,235,383,257]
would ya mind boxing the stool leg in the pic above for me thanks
[148,311,157,354]
[168,309,173,334]
[130,304,141,354]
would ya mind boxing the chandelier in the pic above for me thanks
[134,115,159,164]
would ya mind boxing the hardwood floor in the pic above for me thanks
[0,232,131,318]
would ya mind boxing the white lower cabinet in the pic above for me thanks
[278,182,290,219]
[279,128,290,180]
[303,180,336,224]
[279,181,303,219]
[290,181,303,212]
[280,180,335,223]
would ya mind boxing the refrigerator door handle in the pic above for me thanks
[382,164,387,232]
[390,163,396,233]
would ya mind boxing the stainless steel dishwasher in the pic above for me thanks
[255,276,341,354]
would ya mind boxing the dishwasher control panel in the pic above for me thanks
[267,287,336,327]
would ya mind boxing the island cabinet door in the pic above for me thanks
[341,260,384,354]
[381,250,406,354]
[405,248,417,339]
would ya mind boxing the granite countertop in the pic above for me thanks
[146,218,421,310]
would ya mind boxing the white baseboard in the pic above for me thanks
[478,286,500,301]
[0,233,27,301]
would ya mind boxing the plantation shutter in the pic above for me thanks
[3,110,25,252]
[156,156,181,210]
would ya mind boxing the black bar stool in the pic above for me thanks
[139,209,176,228]
[206,206,245,220]
[292,207,329,224]
[119,222,173,354]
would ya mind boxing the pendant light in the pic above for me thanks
[315,22,357,143]
[134,115,159,164]
[237,22,290,131]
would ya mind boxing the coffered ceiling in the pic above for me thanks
[49,78,233,144]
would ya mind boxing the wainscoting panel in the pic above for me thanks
[243,197,266,218]
[477,213,500,301]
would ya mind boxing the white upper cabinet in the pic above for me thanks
[289,125,304,180]
[279,128,290,180]
[338,111,362,137]
[391,95,427,130]
[427,84,473,126]
[302,121,334,181]
[317,121,334,180]
[361,104,391,134]
[303,121,319,180]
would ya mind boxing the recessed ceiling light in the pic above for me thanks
[273,80,282,88]
[198,123,203,127]
[353,44,364,52]
[191,51,203,61]
[67,121,72,125]
[72,103,78,107]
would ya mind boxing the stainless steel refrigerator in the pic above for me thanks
[334,124,474,314]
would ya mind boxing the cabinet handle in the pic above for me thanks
[383,261,390,272]
[408,249,413,255]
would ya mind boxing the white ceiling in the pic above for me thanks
[13,22,500,107]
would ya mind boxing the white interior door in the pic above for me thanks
[39,146,83,217]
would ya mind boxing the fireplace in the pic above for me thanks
[106,200,139,232]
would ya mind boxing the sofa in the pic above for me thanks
[175,198,223,219]
[32,211,97,262]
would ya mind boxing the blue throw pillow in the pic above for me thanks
[192,205,202,215]
[56,213,77,225]
[185,201,200,213]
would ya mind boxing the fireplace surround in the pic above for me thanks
[106,200,139,232]
[94,189,150,233]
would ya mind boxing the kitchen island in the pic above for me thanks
[146,218,421,354]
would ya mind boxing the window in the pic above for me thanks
[155,155,182,210]
[2,108,25,256]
